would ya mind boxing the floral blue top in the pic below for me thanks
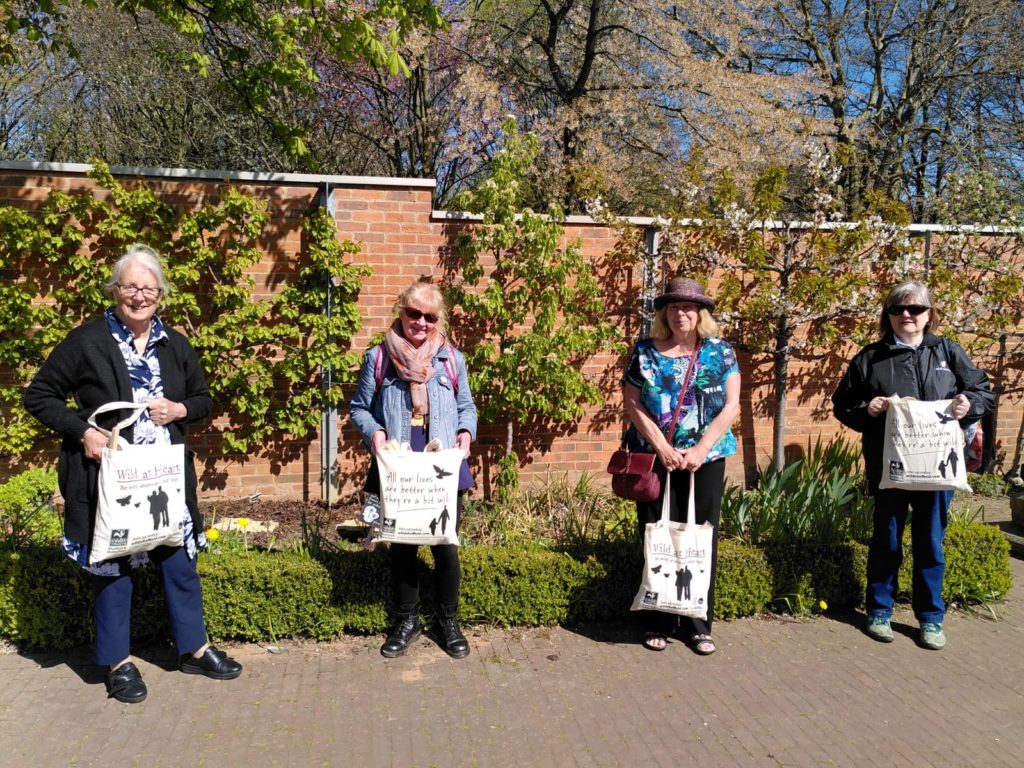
[622,337,740,463]
[61,309,203,576]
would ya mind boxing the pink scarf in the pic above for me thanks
[383,322,445,416]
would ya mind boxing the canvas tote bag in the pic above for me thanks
[878,395,971,492]
[630,472,714,619]
[374,446,463,546]
[88,402,186,564]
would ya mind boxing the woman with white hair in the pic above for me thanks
[832,280,994,650]
[25,244,241,703]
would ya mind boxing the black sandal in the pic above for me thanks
[690,634,716,655]
[643,632,667,651]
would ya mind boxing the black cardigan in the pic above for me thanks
[24,316,212,544]
[831,332,995,491]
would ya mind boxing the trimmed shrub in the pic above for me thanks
[198,551,345,641]
[763,541,868,613]
[0,520,1011,649]
[0,547,92,648]
[942,522,1012,603]
[0,468,61,551]
[715,540,774,619]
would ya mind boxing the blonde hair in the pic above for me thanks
[394,278,448,334]
[650,306,719,341]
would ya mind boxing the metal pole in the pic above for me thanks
[641,226,661,339]
[320,182,339,504]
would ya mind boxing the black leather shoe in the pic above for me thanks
[180,646,242,680]
[107,662,147,703]
[381,615,421,658]
[437,615,470,659]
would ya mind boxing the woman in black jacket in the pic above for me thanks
[24,244,241,703]
[832,281,994,651]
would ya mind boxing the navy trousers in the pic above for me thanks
[91,544,208,665]
[866,488,951,624]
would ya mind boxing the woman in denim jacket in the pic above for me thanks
[350,278,478,658]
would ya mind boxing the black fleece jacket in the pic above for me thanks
[831,332,994,491]
[24,317,212,544]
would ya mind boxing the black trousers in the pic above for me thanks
[390,494,463,615]
[635,459,725,637]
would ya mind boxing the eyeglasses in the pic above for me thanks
[887,304,929,316]
[116,284,162,299]
[403,307,438,324]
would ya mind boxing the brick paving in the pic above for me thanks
[2,556,1023,768]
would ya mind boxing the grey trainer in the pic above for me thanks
[865,615,894,642]
[920,622,946,650]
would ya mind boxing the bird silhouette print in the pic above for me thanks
[433,465,453,480]
[116,495,132,506]
[935,411,956,424]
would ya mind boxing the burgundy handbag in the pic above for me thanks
[607,449,661,502]
[607,340,701,502]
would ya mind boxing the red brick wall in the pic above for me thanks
[3,164,1022,501]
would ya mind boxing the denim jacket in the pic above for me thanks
[349,344,478,450]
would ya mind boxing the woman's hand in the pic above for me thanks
[867,397,890,418]
[951,394,970,420]
[147,398,186,427]
[371,430,388,454]
[656,445,681,471]
[82,428,108,462]
[455,430,471,456]
[678,443,709,473]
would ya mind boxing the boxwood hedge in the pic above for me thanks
[0,521,1011,649]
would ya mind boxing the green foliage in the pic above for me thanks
[0,519,1010,647]
[663,149,1023,467]
[197,550,345,641]
[721,437,873,545]
[0,468,61,551]
[967,473,1009,498]
[0,161,367,458]
[940,521,1012,605]
[444,120,623,487]
[763,541,868,615]
[462,472,634,548]
[2,1,447,160]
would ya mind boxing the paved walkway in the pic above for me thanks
[3,557,1023,768]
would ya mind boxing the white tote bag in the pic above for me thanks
[89,402,186,564]
[630,472,714,619]
[878,395,971,492]
[374,447,463,546]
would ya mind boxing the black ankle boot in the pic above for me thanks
[437,605,469,659]
[381,614,421,658]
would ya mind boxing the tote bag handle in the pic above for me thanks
[658,470,696,527]
[87,401,150,450]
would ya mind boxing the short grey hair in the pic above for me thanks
[104,244,171,297]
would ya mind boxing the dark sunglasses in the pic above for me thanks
[404,307,439,324]
[886,304,930,316]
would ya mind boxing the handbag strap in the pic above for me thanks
[623,339,703,451]
[664,340,702,443]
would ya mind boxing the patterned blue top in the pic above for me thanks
[622,337,740,463]
[61,309,203,575]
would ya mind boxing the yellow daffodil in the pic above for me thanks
[205,528,220,541]
[236,517,250,529]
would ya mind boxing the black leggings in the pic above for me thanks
[635,459,725,637]
[389,494,463,615]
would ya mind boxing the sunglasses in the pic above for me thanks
[886,304,930,316]
[404,307,439,324]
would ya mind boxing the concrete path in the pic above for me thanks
[3,558,1023,767]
